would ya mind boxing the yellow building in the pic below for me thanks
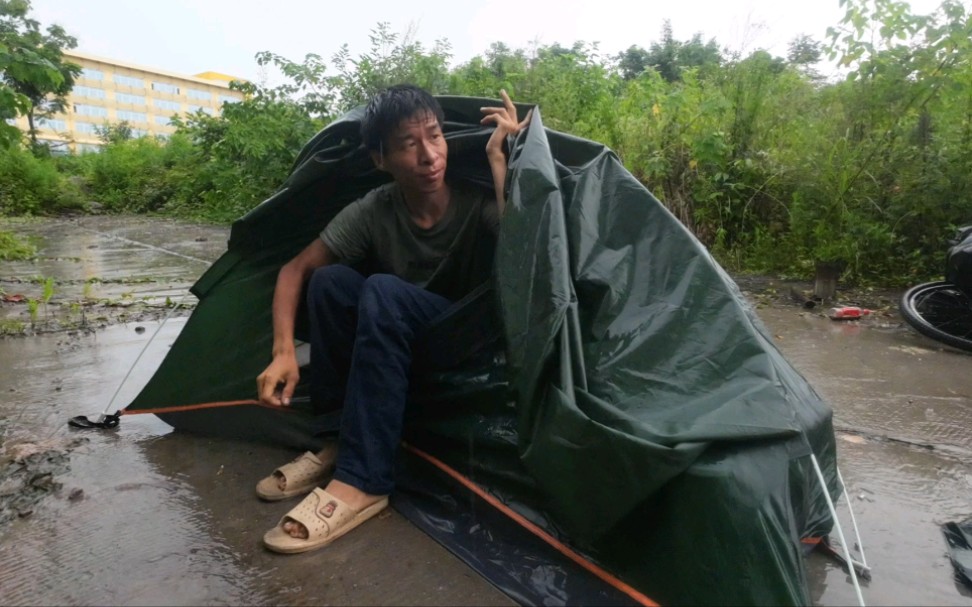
[9,50,246,153]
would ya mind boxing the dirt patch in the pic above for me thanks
[0,421,89,525]
[0,294,194,337]
[732,273,905,321]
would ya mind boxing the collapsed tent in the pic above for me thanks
[123,96,841,605]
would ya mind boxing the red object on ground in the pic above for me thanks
[828,306,872,320]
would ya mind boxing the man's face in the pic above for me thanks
[372,111,448,196]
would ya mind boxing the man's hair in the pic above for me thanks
[361,84,445,154]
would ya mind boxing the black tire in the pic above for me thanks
[900,281,972,353]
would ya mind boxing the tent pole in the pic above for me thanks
[837,466,869,569]
[811,453,865,607]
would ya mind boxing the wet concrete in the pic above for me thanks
[1,216,971,605]
[755,306,972,606]
[0,216,227,334]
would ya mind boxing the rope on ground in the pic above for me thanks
[66,290,191,431]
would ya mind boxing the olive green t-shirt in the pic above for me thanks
[320,180,499,301]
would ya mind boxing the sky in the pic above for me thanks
[30,0,948,86]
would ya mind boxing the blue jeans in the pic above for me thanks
[306,265,452,495]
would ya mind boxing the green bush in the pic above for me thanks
[164,98,321,222]
[74,136,182,213]
[0,145,82,214]
[0,229,35,260]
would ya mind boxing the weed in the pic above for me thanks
[0,230,36,261]
[41,277,54,322]
[0,319,26,335]
[27,298,39,330]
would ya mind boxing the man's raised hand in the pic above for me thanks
[480,89,532,161]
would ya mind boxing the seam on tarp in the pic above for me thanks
[402,441,660,607]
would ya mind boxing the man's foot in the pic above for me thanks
[273,443,338,492]
[262,483,389,554]
[255,442,338,501]
[281,479,387,539]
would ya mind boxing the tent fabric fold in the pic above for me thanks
[125,96,840,605]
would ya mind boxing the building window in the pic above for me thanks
[116,93,146,105]
[76,143,102,154]
[75,104,109,118]
[153,99,180,111]
[219,94,240,104]
[114,74,144,88]
[75,122,98,134]
[47,141,71,156]
[152,81,179,95]
[81,68,103,80]
[36,118,67,131]
[37,138,70,154]
[73,85,106,99]
[186,88,212,101]
[155,115,172,126]
[131,129,149,138]
[116,110,147,123]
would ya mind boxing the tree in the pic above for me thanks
[786,34,823,79]
[0,0,79,148]
[96,120,133,144]
[624,21,722,83]
[329,22,452,111]
[166,79,323,220]
[617,45,652,80]
[449,42,529,96]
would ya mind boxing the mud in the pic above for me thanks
[0,216,970,606]
[0,427,86,525]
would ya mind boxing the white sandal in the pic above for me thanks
[263,488,388,554]
[255,451,334,501]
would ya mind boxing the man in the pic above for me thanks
[256,85,530,554]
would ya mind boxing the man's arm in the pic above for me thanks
[481,90,532,216]
[256,238,333,406]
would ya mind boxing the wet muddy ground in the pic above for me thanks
[1,216,970,606]
[0,216,226,335]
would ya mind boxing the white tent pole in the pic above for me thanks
[837,466,869,569]
[811,453,865,607]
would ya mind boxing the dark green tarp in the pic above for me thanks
[126,97,840,605]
